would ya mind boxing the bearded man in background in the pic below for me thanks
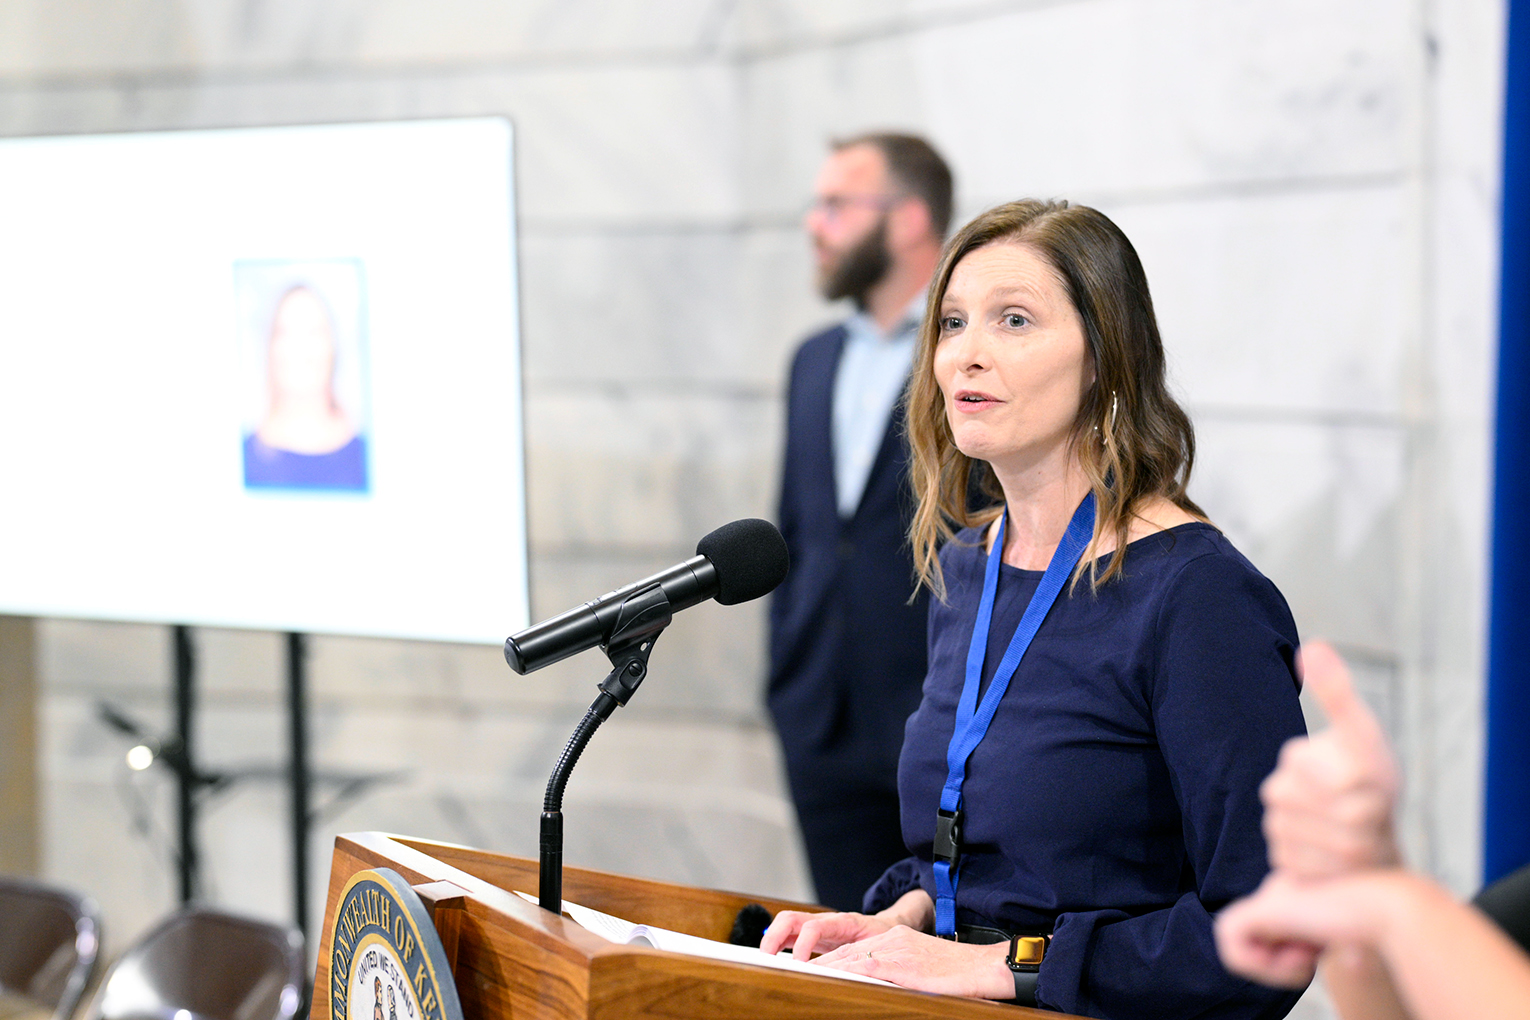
[769,133,953,911]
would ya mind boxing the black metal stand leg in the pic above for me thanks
[286,632,310,939]
[173,624,196,904]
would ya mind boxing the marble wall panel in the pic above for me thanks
[191,627,285,699]
[197,782,292,923]
[518,226,757,388]
[718,0,1046,54]
[1421,0,1502,614]
[1108,183,1410,417]
[296,601,760,722]
[299,602,766,725]
[307,705,791,818]
[736,36,929,219]
[0,0,198,77]
[523,389,778,549]
[1396,0,1503,897]
[0,86,143,136]
[738,0,1411,219]
[1396,493,1491,889]
[352,0,732,66]
[0,62,740,225]
[36,618,171,699]
[557,800,809,900]
[178,0,380,73]
[307,705,807,900]
[516,219,868,397]
[0,0,739,77]
[304,634,541,709]
[1192,416,1406,657]
[737,224,846,377]
[916,0,1413,204]
[41,691,180,955]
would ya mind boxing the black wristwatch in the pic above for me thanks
[1007,934,1048,1007]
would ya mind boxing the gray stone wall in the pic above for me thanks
[3,5,1507,1017]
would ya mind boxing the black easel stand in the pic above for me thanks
[107,626,324,951]
[173,624,197,904]
[94,626,213,904]
[286,632,311,940]
[167,626,314,938]
[539,585,673,914]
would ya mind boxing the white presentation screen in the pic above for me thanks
[0,118,529,644]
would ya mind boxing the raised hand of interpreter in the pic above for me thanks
[1218,868,1530,1020]
[1261,641,1401,879]
[1214,871,1394,989]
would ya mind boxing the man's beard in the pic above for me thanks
[818,216,892,308]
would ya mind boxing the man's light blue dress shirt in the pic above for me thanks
[831,295,923,518]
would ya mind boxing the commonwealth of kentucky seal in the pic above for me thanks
[328,868,463,1020]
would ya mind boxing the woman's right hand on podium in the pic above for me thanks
[760,889,934,960]
[759,909,894,959]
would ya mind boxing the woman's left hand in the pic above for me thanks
[810,926,1016,999]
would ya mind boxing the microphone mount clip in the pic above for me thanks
[595,583,671,707]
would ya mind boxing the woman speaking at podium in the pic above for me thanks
[761,200,1307,1019]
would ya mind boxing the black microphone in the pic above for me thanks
[504,518,789,675]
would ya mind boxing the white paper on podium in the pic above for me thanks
[516,892,895,987]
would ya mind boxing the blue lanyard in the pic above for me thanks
[932,492,1096,937]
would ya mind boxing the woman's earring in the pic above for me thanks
[1101,392,1119,446]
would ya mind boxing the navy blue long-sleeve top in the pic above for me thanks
[865,522,1307,1020]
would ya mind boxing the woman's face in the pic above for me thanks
[267,287,336,402]
[933,241,1094,475]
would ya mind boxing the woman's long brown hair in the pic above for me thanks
[907,199,1205,600]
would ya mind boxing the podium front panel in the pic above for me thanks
[311,832,1060,1020]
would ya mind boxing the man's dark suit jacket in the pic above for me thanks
[768,323,929,803]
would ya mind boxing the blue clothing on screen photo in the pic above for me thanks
[242,433,369,491]
[867,522,1307,1020]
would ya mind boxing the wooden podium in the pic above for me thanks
[312,832,1063,1020]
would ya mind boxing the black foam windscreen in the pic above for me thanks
[695,518,790,606]
[728,903,773,947]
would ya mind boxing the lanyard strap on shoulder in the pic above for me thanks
[932,493,1096,937]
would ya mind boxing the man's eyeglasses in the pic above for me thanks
[805,193,910,221]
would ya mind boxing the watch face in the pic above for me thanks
[1009,935,1048,968]
[327,868,463,1020]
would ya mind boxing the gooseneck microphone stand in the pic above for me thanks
[539,583,674,914]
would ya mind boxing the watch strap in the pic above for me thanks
[1006,933,1048,1007]
[1009,967,1039,1008]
